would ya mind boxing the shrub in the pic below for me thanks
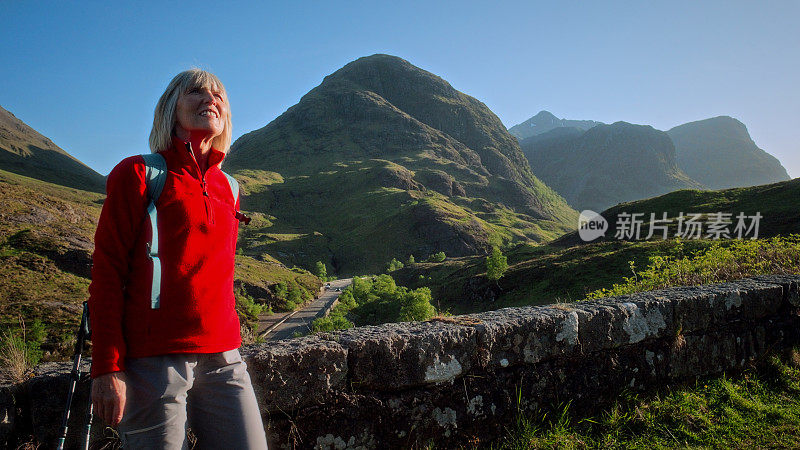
[286,280,304,310]
[399,287,436,321]
[315,261,327,281]
[311,314,354,332]
[430,251,446,262]
[235,288,267,336]
[386,258,404,272]
[486,247,509,281]
[0,318,45,382]
[273,281,288,300]
[586,235,800,300]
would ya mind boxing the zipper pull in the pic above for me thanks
[235,211,251,225]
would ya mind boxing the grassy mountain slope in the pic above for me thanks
[0,169,319,360]
[668,116,790,190]
[0,105,105,193]
[394,239,700,314]
[508,110,601,140]
[555,176,800,247]
[520,121,702,212]
[225,54,577,275]
[396,176,800,314]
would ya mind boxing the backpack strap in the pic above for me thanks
[221,170,239,205]
[141,153,167,309]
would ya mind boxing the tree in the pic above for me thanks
[286,280,303,309]
[431,251,446,262]
[399,287,436,321]
[407,254,415,264]
[315,261,327,281]
[386,258,404,272]
[486,247,508,282]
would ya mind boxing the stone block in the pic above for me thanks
[750,274,800,308]
[244,335,347,412]
[470,306,581,369]
[574,292,672,353]
[335,321,479,391]
[664,280,781,333]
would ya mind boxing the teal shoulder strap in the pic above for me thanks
[141,153,167,309]
[221,171,239,205]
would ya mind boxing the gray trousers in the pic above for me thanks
[117,349,268,449]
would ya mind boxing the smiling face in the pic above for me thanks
[174,83,228,142]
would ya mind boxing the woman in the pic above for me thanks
[88,69,268,449]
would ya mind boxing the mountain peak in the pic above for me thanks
[520,120,700,211]
[509,111,602,140]
[532,110,558,121]
[669,116,749,141]
[321,54,457,101]
[225,55,576,274]
[667,116,789,189]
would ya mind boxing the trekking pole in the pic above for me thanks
[57,301,91,450]
[82,400,94,450]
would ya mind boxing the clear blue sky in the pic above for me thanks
[2,1,798,177]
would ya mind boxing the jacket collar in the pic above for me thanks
[170,135,226,170]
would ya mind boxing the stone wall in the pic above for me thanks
[2,274,799,449]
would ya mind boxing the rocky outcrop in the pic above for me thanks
[3,275,799,448]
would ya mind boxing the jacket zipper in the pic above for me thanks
[185,143,214,224]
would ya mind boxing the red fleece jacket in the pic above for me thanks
[88,138,241,378]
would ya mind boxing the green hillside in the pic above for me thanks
[396,177,800,313]
[225,54,577,275]
[555,176,800,247]
[0,168,320,361]
[394,239,703,314]
[0,105,105,193]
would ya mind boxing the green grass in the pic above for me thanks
[485,350,800,449]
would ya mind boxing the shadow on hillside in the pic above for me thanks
[0,145,105,193]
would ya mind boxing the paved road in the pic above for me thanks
[257,278,353,341]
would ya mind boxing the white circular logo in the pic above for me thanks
[578,210,608,242]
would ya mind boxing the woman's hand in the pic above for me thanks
[92,372,127,427]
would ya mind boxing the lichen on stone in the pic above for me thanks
[725,291,743,310]
[620,302,666,343]
[467,395,484,416]
[555,311,579,345]
[424,354,463,383]
[433,406,458,436]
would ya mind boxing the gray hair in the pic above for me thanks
[149,69,232,154]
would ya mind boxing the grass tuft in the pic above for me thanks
[0,317,44,382]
